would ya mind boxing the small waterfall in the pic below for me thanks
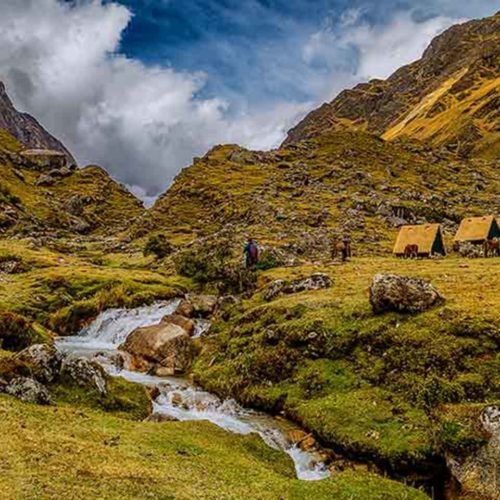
[56,301,330,482]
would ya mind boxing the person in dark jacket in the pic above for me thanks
[244,238,259,269]
[341,234,351,262]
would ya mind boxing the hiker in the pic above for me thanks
[341,234,351,262]
[244,238,259,269]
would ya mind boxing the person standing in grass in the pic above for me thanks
[244,238,259,269]
[341,234,351,262]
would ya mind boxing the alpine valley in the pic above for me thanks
[0,11,498,500]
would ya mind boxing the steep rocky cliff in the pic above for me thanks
[0,82,76,166]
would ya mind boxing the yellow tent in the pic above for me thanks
[393,224,446,256]
[454,215,500,243]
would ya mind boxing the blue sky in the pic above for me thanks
[2,0,499,199]
[113,0,499,108]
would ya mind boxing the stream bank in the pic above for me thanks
[56,301,330,481]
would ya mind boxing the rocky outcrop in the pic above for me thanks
[60,356,108,396]
[15,344,62,383]
[264,273,332,301]
[0,82,76,166]
[447,406,500,499]
[175,295,218,319]
[3,376,51,405]
[369,273,445,314]
[120,323,197,376]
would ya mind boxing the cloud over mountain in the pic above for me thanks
[0,0,496,197]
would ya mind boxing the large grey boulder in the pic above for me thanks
[120,322,196,376]
[4,376,51,405]
[369,273,445,314]
[264,273,332,301]
[447,406,500,499]
[15,343,62,383]
[60,356,108,395]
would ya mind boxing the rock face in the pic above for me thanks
[447,406,500,499]
[369,273,445,314]
[60,356,108,395]
[3,376,51,405]
[265,273,332,301]
[0,82,76,166]
[161,314,195,336]
[15,344,62,383]
[175,295,218,319]
[120,323,196,376]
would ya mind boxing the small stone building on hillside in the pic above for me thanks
[454,215,500,245]
[393,223,446,257]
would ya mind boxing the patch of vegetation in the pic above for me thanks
[174,236,257,295]
[143,233,175,259]
[51,376,152,421]
[0,311,50,351]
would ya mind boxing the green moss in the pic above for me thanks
[51,376,152,421]
[0,310,51,351]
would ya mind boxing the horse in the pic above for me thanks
[403,244,419,259]
[483,239,500,257]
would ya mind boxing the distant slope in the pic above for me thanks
[140,131,499,256]
[0,128,144,238]
[284,12,500,159]
[0,82,76,166]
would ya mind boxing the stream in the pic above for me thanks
[56,301,330,481]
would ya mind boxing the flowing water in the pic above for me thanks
[56,302,330,481]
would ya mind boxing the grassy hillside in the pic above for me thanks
[194,255,499,484]
[0,395,426,499]
[142,131,498,257]
[0,129,145,238]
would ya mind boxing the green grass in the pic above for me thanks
[194,255,500,472]
[0,395,427,499]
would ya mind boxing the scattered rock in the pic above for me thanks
[264,273,332,301]
[3,376,51,405]
[175,299,194,318]
[175,295,218,318]
[369,273,445,314]
[35,174,55,186]
[60,356,108,395]
[120,323,196,375]
[15,344,62,383]
[447,406,500,499]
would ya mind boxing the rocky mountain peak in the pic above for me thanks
[0,81,76,167]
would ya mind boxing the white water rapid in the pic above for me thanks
[56,302,330,481]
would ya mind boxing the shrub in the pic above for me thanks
[143,234,174,259]
[174,237,257,295]
[0,311,44,351]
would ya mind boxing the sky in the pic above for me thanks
[0,0,499,202]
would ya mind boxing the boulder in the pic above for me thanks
[3,376,51,405]
[15,344,62,383]
[175,299,194,318]
[369,273,445,314]
[175,295,218,318]
[120,323,196,375]
[35,174,55,186]
[264,273,332,301]
[161,314,195,336]
[60,356,108,395]
[447,406,500,499]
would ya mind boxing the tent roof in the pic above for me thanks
[454,215,497,242]
[393,224,442,254]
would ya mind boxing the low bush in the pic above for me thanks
[143,234,175,259]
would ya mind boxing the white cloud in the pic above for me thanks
[0,0,473,197]
[0,0,307,196]
[302,10,461,100]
